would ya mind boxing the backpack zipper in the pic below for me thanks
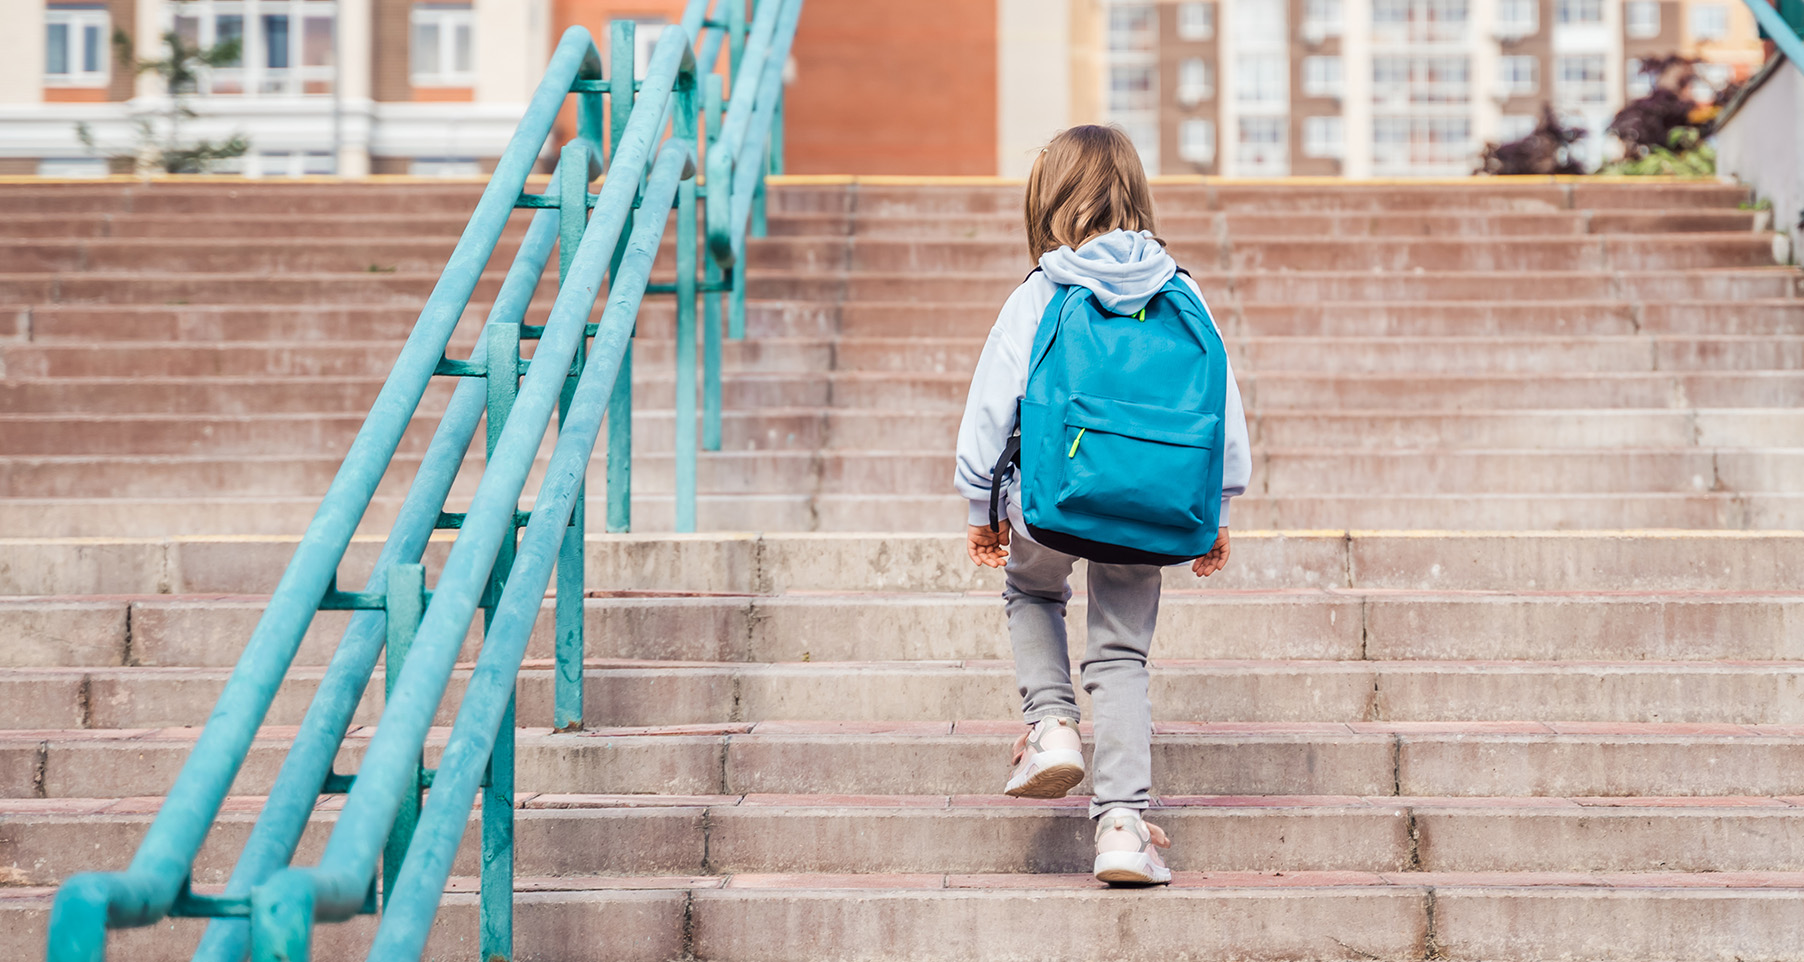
[1068,428,1086,457]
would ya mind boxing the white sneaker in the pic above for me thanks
[1092,809,1173,885]
[1003,717,1086,799]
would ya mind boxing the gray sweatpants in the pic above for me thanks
[1003,532,1163,819]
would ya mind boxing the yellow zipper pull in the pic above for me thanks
[1068,428,1086,458]
[1135,306,1147,322]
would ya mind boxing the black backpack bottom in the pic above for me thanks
[1025,524,1193,567]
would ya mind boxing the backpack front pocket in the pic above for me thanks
[1055,394,1219,528]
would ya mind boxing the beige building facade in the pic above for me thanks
[1089,0,1765,177]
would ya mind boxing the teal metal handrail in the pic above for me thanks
[1743,0,1804,74]
[43,1,799,959]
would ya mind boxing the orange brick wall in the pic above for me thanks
[551,0,1000,175]
[783,0,997,175]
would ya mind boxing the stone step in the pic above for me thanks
[5,370,1801,415]
[8,335,1803,379]
[10,589,1804,668]
[14,299,1801,345]
[6,868,1804,962]
[8,589,1802,668]
[6,408,1798,459]
[2,531,1799,597]
[8,721,1804,798]
[7,659,1803,730]
[5,446,1799,500]
[4,268,1798,308]
[0,234,1779,275]
[0,179,1750,215]
[0,208,1764,241]
[5,490,1802,538]
[5,794,1803,887]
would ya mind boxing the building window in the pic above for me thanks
[1237,116,1288,174]
[1690,3,1730,41]
[412,3,475,86]
[1179,118,1216,163]
[1498,54,1538,96]
[1626,57,1654,98]
[170,0,337,96]
[1177,57,1214,103]
[1497,113,1537,142]
[38,157,111,177]
[1303,0,1342,39]
[1373,55,1471,105]
[1496,0,1538,38]
[1555,0,1603,24]
[256,150,336,177]
[1109,5,1158,53]
[1625,1,1661,37]
[1373,0,1470,43]
[1236,54,1288,106]
[1236,0,1288,44]
[1109,64,1157,113]
[411,157,484,177]
[1304,115,1344,157]
[1373,115,1472,172]
[1556,54,1607,103]
[46,6,111,87]
[1176,2,1214,40]
[1303,55,1343,97]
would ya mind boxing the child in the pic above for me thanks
[953,125,1251,886]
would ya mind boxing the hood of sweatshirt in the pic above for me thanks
[1036,229,1177,315]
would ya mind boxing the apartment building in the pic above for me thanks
[1103,0,1766,177]
[0,0,559,176]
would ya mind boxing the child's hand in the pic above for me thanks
[1192,528,1231,577]
[968,521,1011,568]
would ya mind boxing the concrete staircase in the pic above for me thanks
[3,178,1804,960]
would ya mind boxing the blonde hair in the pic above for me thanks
[1024,125,1162,263]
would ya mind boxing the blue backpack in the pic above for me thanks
[989,271,1228,566]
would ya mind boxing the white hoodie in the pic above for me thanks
[953,229,1252,535]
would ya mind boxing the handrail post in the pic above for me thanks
[675,44,703,532]
[606,20,639,533]
[249,869,314,962]
[702,73,726,451]
[379,562,428,908]
[554,141,591,732]
[480,320,522,962]
[750,0,770,239]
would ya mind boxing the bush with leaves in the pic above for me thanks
[1596,127,1717,176]
[1477,104,1588,175]
[77,31,249,175]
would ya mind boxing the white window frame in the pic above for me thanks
[1555,0,1603,25]
[1109,5,1159,54]
[1303,55,1343,98]
[1373,55,1471,105]
[38,157,111,177]
[1109,63,1158,114]
[1179,118,1216,164]
[1625,1,1661,38]
[1237,115,1289,175]
[1626,57,1654,98]
[1495,0,1538,39]
[410,157,484,177]
[1497,113,1537,143]
[1556,53,1607,104]
[169,0,338,97]
[1372,114,1472,174]
[411,3,475,87]
[45,6,111,88]
[1303,0,1342,40]
[1236,53,1289,106]
[1176,2,1214,41]
[1304,115,1344,158]
[1177,57,1214,104]
[1373,0,1471,44]
[1498,54,1538,97]
[1689,3,1730,41]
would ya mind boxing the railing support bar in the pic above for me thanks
[554,141,592,733]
